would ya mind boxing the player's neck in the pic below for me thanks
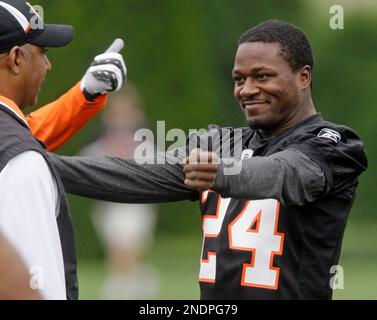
[0,77,24,109]
[259,98,317,139]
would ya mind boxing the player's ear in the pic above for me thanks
[298,65,312,90]
[6,46,23,75]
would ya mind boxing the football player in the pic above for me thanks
[45,20,367,299]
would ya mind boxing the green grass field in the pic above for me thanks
[333,222,377,299]
[77,222,377,300]
[78,234,201,300]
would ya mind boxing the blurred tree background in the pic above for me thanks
[33,0,376,299]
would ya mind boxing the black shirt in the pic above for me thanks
[48,113,367,299]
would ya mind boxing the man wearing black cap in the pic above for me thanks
[0,0,126,299]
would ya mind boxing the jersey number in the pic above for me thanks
[199,191,284,289]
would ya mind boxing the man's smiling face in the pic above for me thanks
[233,41,307,136]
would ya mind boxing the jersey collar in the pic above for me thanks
[0,95,30,128]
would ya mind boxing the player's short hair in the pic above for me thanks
[238,19,314,73]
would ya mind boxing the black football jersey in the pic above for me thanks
[49,113,368,300]
[198,114,367,299]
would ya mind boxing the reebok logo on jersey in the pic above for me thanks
[318,128,341,143]
[241,149,254,160]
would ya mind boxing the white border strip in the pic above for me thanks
[0,1,30,32]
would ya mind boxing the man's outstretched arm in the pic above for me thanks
[48,152,199,203]
[183,148,326,206]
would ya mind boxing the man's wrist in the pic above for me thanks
[211,163,226,193]
[82,88,102,101]
[73,81,108,107]
[211,159,243,197]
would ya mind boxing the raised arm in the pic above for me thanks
[28,39,126,152]
[28,82,107,152]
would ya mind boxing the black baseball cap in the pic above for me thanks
[0,0,74,54]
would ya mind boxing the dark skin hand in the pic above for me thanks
[183,148,219,192]
[0,233,42,300]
